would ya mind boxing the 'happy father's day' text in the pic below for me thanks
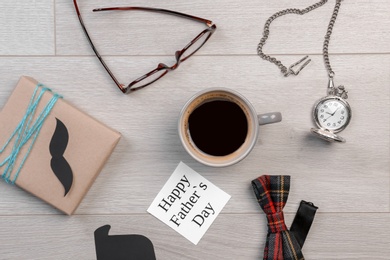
[158,175,215,227]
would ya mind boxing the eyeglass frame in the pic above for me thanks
[73,1,217,94]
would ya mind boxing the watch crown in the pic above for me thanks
[336,85,348,99]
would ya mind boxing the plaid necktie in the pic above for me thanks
[252,175,305,260]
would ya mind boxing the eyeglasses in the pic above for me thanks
[73,1,217,94]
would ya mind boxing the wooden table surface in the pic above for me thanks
[0,0,389,259]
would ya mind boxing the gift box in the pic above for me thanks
[0,76,121,215]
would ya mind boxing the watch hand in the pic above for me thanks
[331,107,340,116]
[323,114,333,122]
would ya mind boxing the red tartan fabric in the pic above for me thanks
[252,175,304,260]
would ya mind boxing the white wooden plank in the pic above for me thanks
[0,54,388,215]
[0,213,389,259]
[55,0,390,56]
[0,0,54,55]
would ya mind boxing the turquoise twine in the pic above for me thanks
[0,83,63,184]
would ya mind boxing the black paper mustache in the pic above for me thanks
[94,225,156,260]
[49,118,73,196]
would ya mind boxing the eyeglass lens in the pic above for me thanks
[129,29,213,91]
[129,68,168,91]
[180,30,212,61]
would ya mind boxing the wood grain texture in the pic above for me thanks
[55,0,390,56]
[0,214,389,260]
[0,0,389,259]
[0,0,54,55]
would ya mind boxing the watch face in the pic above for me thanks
[313,96,351,133]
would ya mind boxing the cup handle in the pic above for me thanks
[258,112,282,125]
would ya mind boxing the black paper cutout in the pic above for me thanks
[94,225,156,260]
[49,118,73,196]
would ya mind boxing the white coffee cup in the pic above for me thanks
[178,88,282,167]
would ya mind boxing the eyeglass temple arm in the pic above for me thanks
[92,7,214,27]
[73,0,125,92]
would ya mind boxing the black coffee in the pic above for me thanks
[188,100,248,156]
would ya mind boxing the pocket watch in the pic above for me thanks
[256,0,351,143]
[311,78,351,143]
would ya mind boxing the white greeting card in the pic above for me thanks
[147,162,231,245]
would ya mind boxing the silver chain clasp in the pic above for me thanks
[284,56,311,77]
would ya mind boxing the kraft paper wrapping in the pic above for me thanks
[0,76,121,215]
